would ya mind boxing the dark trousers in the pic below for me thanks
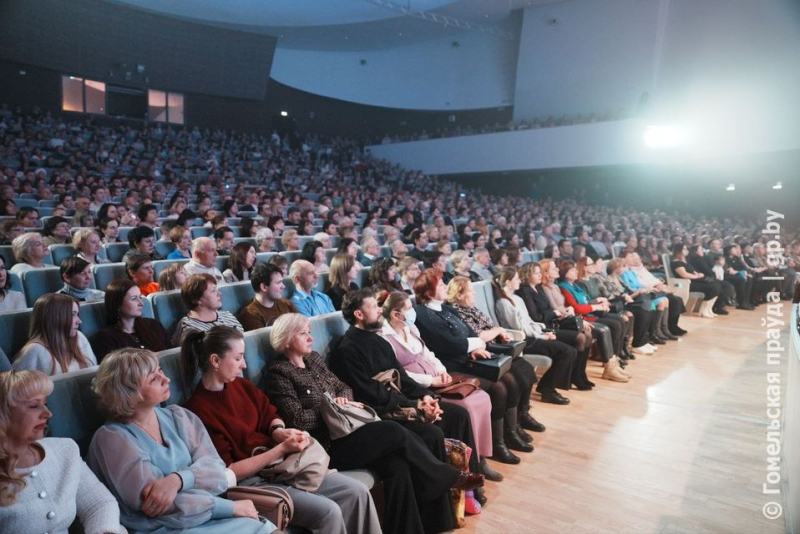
[470,357,536,419]
[725,273,752,306]
[525,338,577,393]
[553,328,591,386]
[626,307,653,347]
[596,314,625,356]
[666,293,685,329]
[690,279,722,300]
[329,420,458,534]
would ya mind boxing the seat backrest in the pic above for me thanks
[280,250,302,266]
[153,258,188,280]
[310,312,349,362]
[662,253,675,280]
[148,289,187,335]
[0,245,15,268]
[256,252,277,264]
[0,308,31,361]
[216,255,229,273]
[21,267,67,307]
[79,301,109,341]
[0,346,10,372]
[48,367,105,457]
[104,242,130,263]
[93,263,127,291]
[155,241,176,258]
[190,226,212,239]
[219,281,255,314]
[7,272,24,294]
[472,280,499,325]
[158,347,192,406]
[49,244,77,266]
[243,328,275,390]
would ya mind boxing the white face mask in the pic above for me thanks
[404,308,417,326]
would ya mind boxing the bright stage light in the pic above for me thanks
[726,183,736,191]
[280,111,288,117]
[773,182,782,190]
[643,125,687,149]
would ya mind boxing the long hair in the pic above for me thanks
[539,259,556,287]
[492,266,517,305]
[329,252,355,292]
[576,256,591,281]
[24,294,89,375]
[180,326,243,393]
[0,370,53,506]
[228,243,255,281]
[368,257,402,293]
[158,263,186,292]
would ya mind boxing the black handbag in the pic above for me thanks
[466,354,512,381]
[557,315,584,331]
[485,340,526,358]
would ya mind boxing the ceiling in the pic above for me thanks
[105,0,567,50]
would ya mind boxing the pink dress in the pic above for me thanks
[380,324,493,457]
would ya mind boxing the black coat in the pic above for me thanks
[413,304,476,373]
[517,284,559,325]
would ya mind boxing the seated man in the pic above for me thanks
[289,259,335,317]
[237,263,297,331]
[406,229,429,261]
[360,236,380,267]
[184,236,225,284]
[214,225,234,256]
[470,247,493,281]
[56,257,105,302]
[388,239,408,263]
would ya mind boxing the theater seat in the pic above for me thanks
[104,242,130,263]
[0,347,10,372]
[280,250,302,265]
[0,308,32,359]
[256,252,277,264]
[148,289,187,335]
[155,241,176,258]
[153,258,188,280]
[49,244,78,266]
[47,367,105,456]
[22,267,89,307]
[219,281,255,314]
[93,263,127,291]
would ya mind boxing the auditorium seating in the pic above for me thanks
[661,253,703,313]
[21,267,98,307]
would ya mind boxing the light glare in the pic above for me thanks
[644,125,686,149]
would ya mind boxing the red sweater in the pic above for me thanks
[184,377,279,465]
[559,287,598,322]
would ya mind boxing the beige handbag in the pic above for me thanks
[252,437,330,492]
[226,485,294,530]
[320,392,381,440]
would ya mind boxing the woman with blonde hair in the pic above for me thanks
[13,294,97,376]
[9,233,49,275]
[281,229,300,252]
[326,253,359,311]
[157,263,187,292]
[0,370,122,533]
[73,228,110,264]
[449,250,481,282]
[88,348,273,533]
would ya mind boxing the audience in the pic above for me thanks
[0,256,26,312]
[327,253,359,311]
[42,216,71,246]
[184,237,225,284]
[301,240,329,274]
[91,279,171,362]
[13,294,97,375]
[166,226,192,259]
[237,263,296,330]
[73,228,109,264]
[222,242,256,283]
[289,260,335,317]
[125,251,159,297]
[0,370,122,533]
[89,348,273,533]
[172,274,243,345]
[9,233,49,274]
[157,263,187,292]
[56,257,105,302]
[397,256,421,294]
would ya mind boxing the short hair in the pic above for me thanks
[71,228,99,249]
[42,216,68,237]
[473,247,489,261]
[128,226,154,248]
[445,275,471,305]
[414,268,443,305]
[341,287,376,325]
[337,238,357,254]
[181,273,217,310]
[450,250,470,270]
[15,206,39,222]
[518,262,540,284]
[300,241,324,264]
[60,256,90,279]
[93,348,160,422]
[489,248,507,265]
[270,313,310,353]
[268,254,288,271]
[11,233,42,263]
[213,226,233,241]
[169,225,189,244]
[558,260,576,280]
[255,227,274,244]
[397,256,420,275]
[281,229,298,247]
[137,204,157,220]
[157,263,185,292]
[191,236,214,255]
[313,232,330,244]
[124,251,151,278]
[250,263,283,293]
[289,259,313,281]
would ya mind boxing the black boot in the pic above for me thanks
[490,419,520,464]
[621,336,635,360]
[649,310,667,344]
[519,389,546,433]
[504,408,534,453]
[659,310,678,340]
[478,456,504,481]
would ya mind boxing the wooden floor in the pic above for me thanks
[462,308,788,534]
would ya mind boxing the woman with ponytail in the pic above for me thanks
[182,326,381,534]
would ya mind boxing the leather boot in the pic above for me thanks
[621,336,635,360]
[518,391,544,435]
[649,310,667,343]
[478,456,504,482]
[504,408,534,453]
[490,419,520,464]
[659,310,678,340]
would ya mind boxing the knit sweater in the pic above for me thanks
[184,377,279,465]
[0,437,121,534]
[13,332,97,376]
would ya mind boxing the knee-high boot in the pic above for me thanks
[490,419,520,464]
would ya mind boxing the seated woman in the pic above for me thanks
[182,326,381,534]
[73,228,109,264]
[0,370,122,533]
[556,261,630,376]
[240,216,259,239]
[337,238,364,269]
[367,257,403,293]
[268,255,289,277]
[13,294,97,376]
[125,251,159,296]
[88,348,273,533]
[671,243,723,318]
[166,226,192,260]
[688,245,731,315]
[9,233,49,275]
[491,267,581,400]
[450,250,482,282]
[172,274,243,346]
[255,228,276,253]
[42,216,72,247]
[266,313,481,534]
[0,255,26,312]
[423,250,453,284]
[397,256,421,294]
[56,257,106,302]
[98,217,121,245]
[300,241,328,275]
[281,229,300,252]
[415,269,538,465]
[91,279,171,362]
[379,291,502,482]
[158,263,187,292]
[326,252,359,311]
[223,243,256,283]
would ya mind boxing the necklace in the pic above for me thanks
[131,419,164,445]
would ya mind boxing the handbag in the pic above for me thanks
[431,374,481,399]
[372,369,431,423]
[557,315,584,331]
[485,340,526,358]
[226,485,294,530]
[253,437,330,492]
[466,354,512,381]
[320,392,381,440]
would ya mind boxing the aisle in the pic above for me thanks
[463,309,787,534]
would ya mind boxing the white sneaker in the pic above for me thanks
[631,345,655,355]
[644,343,659,352]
